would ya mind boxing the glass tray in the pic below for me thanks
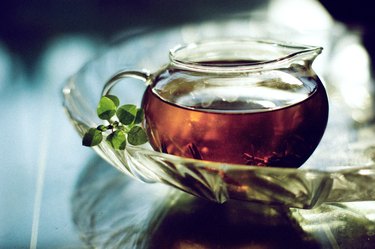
[62,19,375,209]
[72,157,375,248]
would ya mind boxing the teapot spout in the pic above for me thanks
[286,45,323,68]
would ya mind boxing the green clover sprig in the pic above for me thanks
[82,95,148,150]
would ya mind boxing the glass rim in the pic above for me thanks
[169,38,322,73]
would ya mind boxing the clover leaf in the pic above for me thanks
[134,108,144,124]
[97,96,117,120]
[82,128,103,147]
[82,95,148,150]
[128,126,148,145]
[106,130,126,150]
[117,104,137,125]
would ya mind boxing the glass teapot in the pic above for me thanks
[102,39,328,168]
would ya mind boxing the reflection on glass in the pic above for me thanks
[72,157,375,249]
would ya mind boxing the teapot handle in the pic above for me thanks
[101,70,151,96]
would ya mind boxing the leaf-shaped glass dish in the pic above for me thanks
[62,23,375,209]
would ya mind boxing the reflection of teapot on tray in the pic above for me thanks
[103,39,328,168]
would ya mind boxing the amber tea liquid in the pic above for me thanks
[142,66,328,168]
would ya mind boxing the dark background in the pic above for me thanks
[1,0,374,72]
[320,0,375,73]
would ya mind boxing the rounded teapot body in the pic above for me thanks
[141,39,329,167]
